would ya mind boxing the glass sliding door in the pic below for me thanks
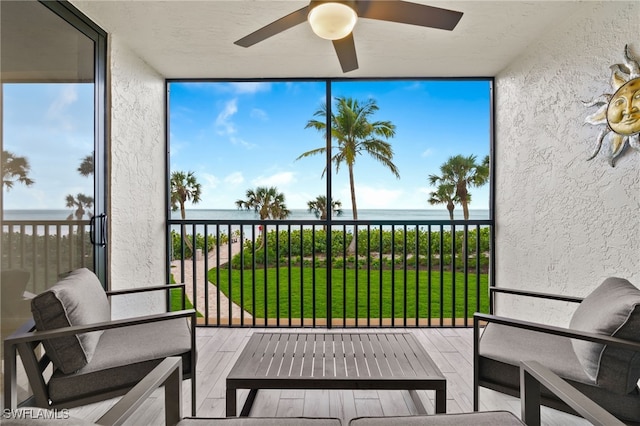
[1,0,107,335]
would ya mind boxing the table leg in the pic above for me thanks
[240,389,259,417]
[226,387,236,417]
[435,387,447,414]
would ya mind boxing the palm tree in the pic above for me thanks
[236,186,290,247]
[428,184,457,220]
[2,150,34,190]
[65,193,94,220]
[78,153,94,177]
[308,195,342,230]
[307,195,343,220]
[298,97,399,221]
[170,171,202,251]
[428,154,489,220]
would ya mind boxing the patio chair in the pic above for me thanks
[474,276,640,424]
[3,268,197,416]
[5,359,620,425]
[349,361,624,426]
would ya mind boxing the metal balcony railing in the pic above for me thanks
[169,218,493,328]
[2,220,92,294]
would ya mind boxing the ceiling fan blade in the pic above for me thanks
[332,34,359,73]
[235,6,309,47]
[356,1,463,31]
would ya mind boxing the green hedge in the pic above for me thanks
[231,227,490,272]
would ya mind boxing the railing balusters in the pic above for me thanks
[366,224,371,328]
[354,224,359,327]
[287,225,292,327]
[415,225,420,326]
[215,224,221,326]
[204,224,210,326]
[276,224,280,327]
[2,220,91,293]
[162,218,492,329]
[427,224,432,327]
[299,224,304,327]
[252,224,257,327]
[464,226,469,327]
[378,226,383,327]
[342,224,347,327]
[391,224,395,327]
[403,224,407,327]
[311,225,316,328]
[451,224,456,326]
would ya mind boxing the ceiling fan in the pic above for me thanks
[234,1,463,73]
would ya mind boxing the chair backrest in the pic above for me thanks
[569,277,640,394]
[30,268,110,373]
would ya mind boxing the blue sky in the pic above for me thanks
[169,79,491,211]
[3,83,94,211]
[2,79,491,215]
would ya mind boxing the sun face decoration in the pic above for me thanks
[584,44,640,166]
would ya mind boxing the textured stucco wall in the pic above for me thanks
[108,36,166,318]
[494,2,640,324]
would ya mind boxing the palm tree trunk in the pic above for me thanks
[347,165,358,254]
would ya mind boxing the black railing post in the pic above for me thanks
[325,80,333,329]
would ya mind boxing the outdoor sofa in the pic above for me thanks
[3,357,623,425]
[474,276,640,424]
[3,268,197,416]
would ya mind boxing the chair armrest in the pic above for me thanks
[474,313,640,352]
[490,286,583,303]
[96,357,183,426]
[4,309,196,347]
[106,283,186,297]
[520,360,625,426]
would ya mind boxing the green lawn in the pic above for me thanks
[169,274,201,316]
[209,266,489,319]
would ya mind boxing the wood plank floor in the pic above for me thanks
[9,327,590,425]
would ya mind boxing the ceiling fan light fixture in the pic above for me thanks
[308,2,357,40]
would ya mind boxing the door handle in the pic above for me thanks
[90,213,107,247]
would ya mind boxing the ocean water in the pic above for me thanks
[4,209,490,239]
[3,208,489,222]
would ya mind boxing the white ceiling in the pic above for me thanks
[71,0,584,79]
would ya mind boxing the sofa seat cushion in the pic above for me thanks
[569,277,640,394]
[178,418,342,426]
[348,412,523,425]
[48,318,191,403]
[479,323,640,422]
[31,268,110,374]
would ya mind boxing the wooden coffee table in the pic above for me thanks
[226,332,447,417]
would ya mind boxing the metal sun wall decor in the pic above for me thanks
[584,44,640,167]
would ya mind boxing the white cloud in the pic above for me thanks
[250,108,268,121]
[337,184,404,209]
[418,186,435,196]
[46,85,78,119]
[228,82,271,94]
[230,136,256,149]
[201,172,220,189]
[252,171,296,187]
[215,98,238,135]
[421,148,434,157]
[46,85,79,131]
[224,172,244,186]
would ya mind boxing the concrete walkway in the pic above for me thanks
[170,240,252,323]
